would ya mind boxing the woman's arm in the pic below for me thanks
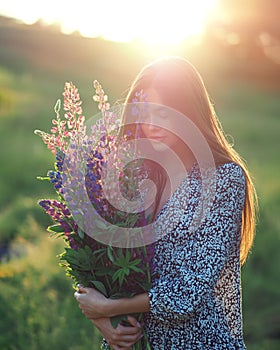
[107,292,150,318]
[74,286,150,319]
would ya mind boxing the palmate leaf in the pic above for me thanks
[112,269,124,285]
[61,247,97,271]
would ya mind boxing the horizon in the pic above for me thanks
[0,0,217,46]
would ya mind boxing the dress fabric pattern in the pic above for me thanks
[143,162,246,350]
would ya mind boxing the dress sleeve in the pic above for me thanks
[148,163,246,322]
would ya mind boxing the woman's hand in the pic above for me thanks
[74,286,150,320]
[92,315,143,350]
[74,285,109,319]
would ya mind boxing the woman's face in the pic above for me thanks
[140,88,179,152]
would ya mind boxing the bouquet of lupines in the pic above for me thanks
[35,81,153,350]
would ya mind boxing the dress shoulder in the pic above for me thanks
[216,162,245,184]
[211,162,246,216]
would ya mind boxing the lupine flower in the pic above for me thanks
[93,80,110,112]
[131,90,148,119]
[47,170,63,192]
[35,82,86,155]
[34,100,68,154]
[63,81,86,136]
[55,149,65,172]
[38,199,71,220]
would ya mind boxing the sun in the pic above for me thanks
[62,0,217,45]
[132,0,217,45]
[0,0,217,45]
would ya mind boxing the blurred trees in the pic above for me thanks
[203,0,280,87]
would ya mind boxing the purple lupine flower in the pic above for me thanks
[38,199,71,221]
[64,231,79,250]
[56,149,65,171]
[48,170,63,192]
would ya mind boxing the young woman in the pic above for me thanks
[74,57,258,349]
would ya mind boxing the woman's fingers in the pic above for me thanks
[91,317,142,349]
[118,323,141,336]
[107,323,142,348]
[126,315,141,328]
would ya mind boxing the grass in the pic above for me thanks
[215,84,280,349]
[0,233,103,350]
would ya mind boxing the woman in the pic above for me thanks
[74,57,258,349]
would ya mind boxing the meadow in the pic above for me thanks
[0,17,279,350]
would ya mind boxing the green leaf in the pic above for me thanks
[95,267,113,277]
[112,269,125,284]
[107,246,115,263]
[47,224,65,233]
[92,248,106,256]
[77,227,84,239]
[90,280,108,297]
[129,265,144,273]
[110,315,128,329]
[125,250,131,261]
[130,259,141,266]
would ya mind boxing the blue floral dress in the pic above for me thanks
[144,162,246,349]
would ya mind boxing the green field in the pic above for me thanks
[0,17,279,350]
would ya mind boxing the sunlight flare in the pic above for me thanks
[0,0,217,45]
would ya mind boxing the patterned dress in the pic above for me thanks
[144,162,246,349]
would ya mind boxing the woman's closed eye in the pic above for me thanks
[140,110,169,126]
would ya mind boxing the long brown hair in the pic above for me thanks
[123,56,258,264]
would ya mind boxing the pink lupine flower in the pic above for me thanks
[34,83,86,153]
[93,80,110,112]
[62,81,86,136]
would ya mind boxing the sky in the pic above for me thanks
[0,0,218,44]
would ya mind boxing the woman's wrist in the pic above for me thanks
[105,293,150,318]
[103,297,122,318]
[103,297,116,317]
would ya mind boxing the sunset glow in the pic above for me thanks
[0,0,217,45]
